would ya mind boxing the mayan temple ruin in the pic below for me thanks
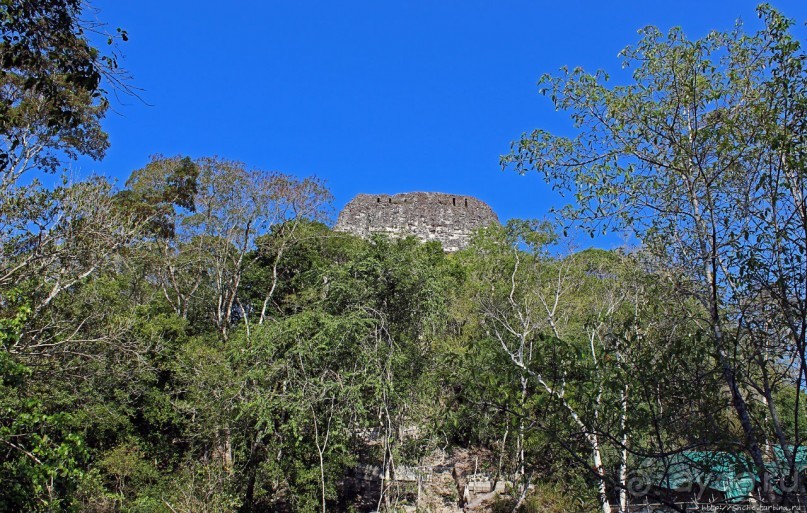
[335,192,500,252]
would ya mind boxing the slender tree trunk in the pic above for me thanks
[619,384,629,513]
[518,374,527,484]
[311,400,333,513]
[590,433,612,513]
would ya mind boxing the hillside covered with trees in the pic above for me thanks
[1,2,806,512]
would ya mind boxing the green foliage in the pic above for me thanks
[116,155,200,238]
[491,479,597,513]
[1,296,89,512]
[3,8,803,509]
[0,0,125,175]
[503,3,807,503]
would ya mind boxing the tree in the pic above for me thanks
[0,0,138,360]
[0,294,91,512]
[459,224,624,512]
[502,5,806,502]
[458,223,729,512]
[0,0,129,199]
[228,232,459,512]
[124,155,332,340]
[0,0,128,183]
[1,177,148,354]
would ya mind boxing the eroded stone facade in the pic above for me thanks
[335,192,500,252]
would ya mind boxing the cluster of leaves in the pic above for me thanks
[0,0,128,181]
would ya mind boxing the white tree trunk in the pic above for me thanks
[590,434,612,513]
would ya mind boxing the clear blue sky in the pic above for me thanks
[81,0,806,231]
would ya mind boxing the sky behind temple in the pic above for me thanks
[82,1,807,241]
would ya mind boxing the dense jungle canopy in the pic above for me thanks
[1,2,806,512]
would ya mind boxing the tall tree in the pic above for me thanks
[460,223,710,512]
[502,5,806,500]
[124,155,332,339]
[0,0,136,356]
[0,0,127,193]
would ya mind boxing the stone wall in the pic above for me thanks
[335,192,500,252]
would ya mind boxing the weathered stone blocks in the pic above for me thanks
[335,192,500,252]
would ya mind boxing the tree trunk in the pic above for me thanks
[591,433,612,513]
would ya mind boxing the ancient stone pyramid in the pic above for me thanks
[335,192,500,252]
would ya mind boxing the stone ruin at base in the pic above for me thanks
[335,192,500,252]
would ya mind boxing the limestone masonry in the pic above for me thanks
[335,192,500,252]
